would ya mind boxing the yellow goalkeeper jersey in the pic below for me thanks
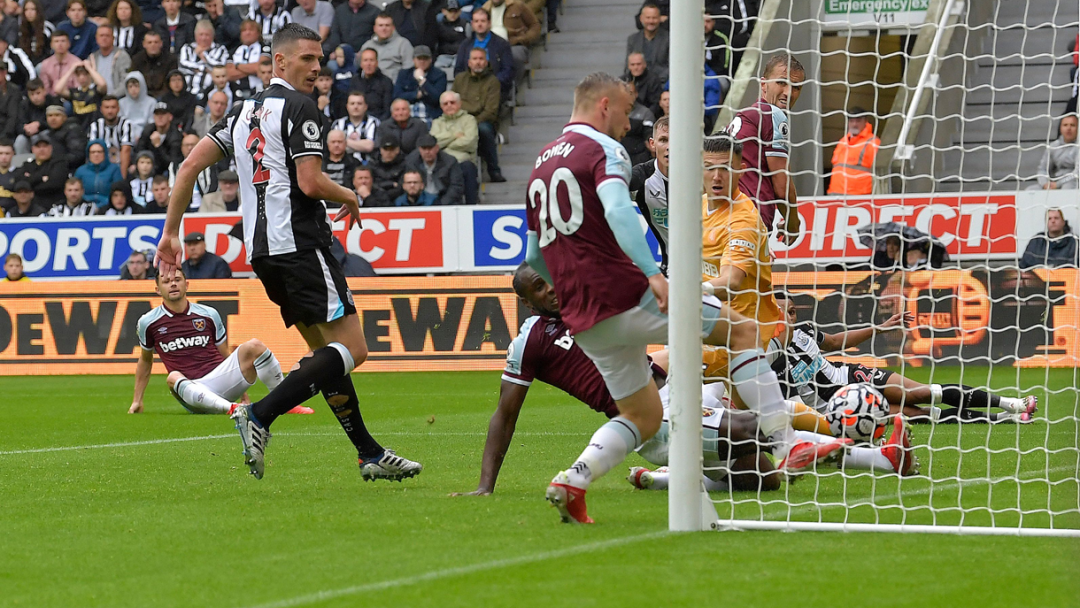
[701,189,782,348]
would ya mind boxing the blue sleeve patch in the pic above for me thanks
[770,106,790,153]
[601,138,632,184]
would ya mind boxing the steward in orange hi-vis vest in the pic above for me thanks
[828,121,880,195]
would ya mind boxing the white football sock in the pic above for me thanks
[842,446,896,472]
[564,417,641,489]
[176,379,233,414]
[254,349,284,390]
[730,350,795,458]
[794,430,830,444]
[998,397,1024,413]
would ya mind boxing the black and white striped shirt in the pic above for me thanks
[179,42,230,100]
[330,115,379,164]
[49,200,97,217]
[114,26,138,54]
[88,116,135,155]
[248,6,291,45]
[229,42,265,100]
[208,77,332,259]
[2,47,36,86]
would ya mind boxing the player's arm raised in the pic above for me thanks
[765,154,800,243]
[129,347,155,414]
[158,137,226,278]
[452,380,531,496]
[819,310,913,351]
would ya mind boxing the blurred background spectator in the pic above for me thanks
[1020,208,1079,268]
[3,252,28,281]
[1031,114,1078,190]
[827,107,879,196]
[406,133,464,205]
[181,231,232,278]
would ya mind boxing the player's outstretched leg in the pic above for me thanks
[882,376,1037,424]
[236,339,313,415]
[169,373,234,414]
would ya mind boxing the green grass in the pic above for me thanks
[1,367,1078,607]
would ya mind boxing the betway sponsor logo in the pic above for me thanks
[159,335,210,352]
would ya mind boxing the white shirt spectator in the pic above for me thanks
[332,114,380,163]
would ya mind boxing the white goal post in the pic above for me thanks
[666,0,1080,536]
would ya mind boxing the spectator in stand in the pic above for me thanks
[431,91,478,204]
[57,0,97,59]
[43,104,87,169]
[107,0,147,58]
[394,168,436,206]
[137,102,182,174]
[871,234,928,270]
[200,65,233,109]
[100,178,138,214]
[394,44,445,124]
[620,79,654,166]
[328,43,356,115]
[0,139,16,211]
[324,0,379,59]
[136,0,163,25]
[709,0,757,77]
[203,0,240,51]
[322,128,358,192]
[353,164,390,207]
[0,64,21,142]
[453,8,513,98]
[118,71,154,134]
[827,106,879,196]
[385,0,436,50]
[651,89,669,119]
[39,30,81,92]
[172,131,215,211]
[16,79,59,153]
[370,131,407,202]
[290,0,332,44]
[0,38,37,88]
[361,12,413,84]
[153,0,194,54]
[182,231,232,278]
[257,56,272,88]
[129,149,153,206]
[331,90,379,163]
[178,20,228,102]
[19,135,66,208]
[1031,114,1078,190]
[120,249,155,279]
[18,0,55,65]
[248,0,290,46]
[140,174,170,212]
[88,95,133,175]
[483,0,538,87]
[225,19,263,103]
[633,0,669,29]
[380,98,429,154]
[351,47,394,120]
[405,133,463,205]
[200,168,238,212]
[624,51,661,111]
[7,180,47,216]
[75,139,122,207]
[453,47,503,182]
[130,31,178,97]
[1020,208,1079,269]
[311,66,331,117]
[435,0,468,69]
[626,4,668,80]
[54,62,105,127]
[49,176,95,215]
[704,15,730,79]
[0,3,17,45]
[3,252,30,280]
[89,25,131,97]
[160,69,195,129]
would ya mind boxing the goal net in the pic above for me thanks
[664,0,1080,536]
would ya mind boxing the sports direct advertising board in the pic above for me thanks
[0,191,1068,278]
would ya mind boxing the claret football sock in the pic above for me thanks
[176,379,234,414]
[321,374,384,459]
[251,345,348,428]
[730,350,795,458]
[564,417,642,489]
[254,349,284,390]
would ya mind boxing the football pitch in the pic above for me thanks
[2,366,1078,607]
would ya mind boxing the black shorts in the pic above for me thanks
[251,247,357,328]
[845,364,894,389]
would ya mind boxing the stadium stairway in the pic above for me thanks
[482,0,640,205]
[937,0,1079,192]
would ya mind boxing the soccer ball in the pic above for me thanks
[824,384,890,443]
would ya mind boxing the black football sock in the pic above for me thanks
[321,375,384,459]
[934,407,994,424]
[940,384,1002,411]
[251,346,346,428]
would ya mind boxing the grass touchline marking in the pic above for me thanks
[0,434,238,455]
[241,531,671,608]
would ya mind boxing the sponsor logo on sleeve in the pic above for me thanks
[729,238,756,252]
[302,120,320,141]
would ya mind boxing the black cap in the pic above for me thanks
[30,133,52,146]
[153,102,171,114]
[219,170,239,183]
[13,180,31,192]
[445,0,460,8]
[379,132,400,149]
[184,232,205,243]
[417,133,438,148]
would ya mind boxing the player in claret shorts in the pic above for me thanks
[130,267,314,416]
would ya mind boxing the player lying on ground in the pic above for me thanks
[157,23,420,481]
[453,265,865,497]
[769,294,1037,423]
[130,268,313,416]
[525,76,803,523]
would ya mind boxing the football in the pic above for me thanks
[824,384,891,443]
